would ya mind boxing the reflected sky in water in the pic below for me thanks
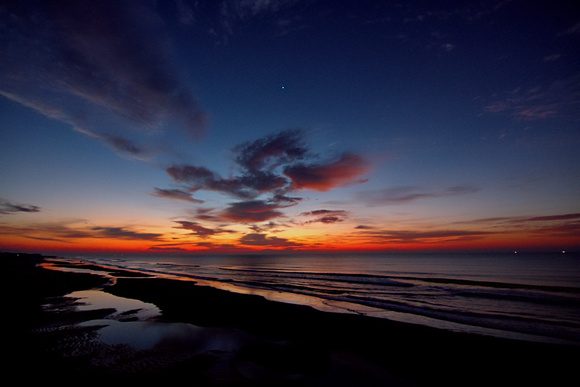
[69,289,249,352]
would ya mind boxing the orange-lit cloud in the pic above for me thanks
[284,153,369,191]
[159,130,369,235]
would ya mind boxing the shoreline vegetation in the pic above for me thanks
[3,252,578,386]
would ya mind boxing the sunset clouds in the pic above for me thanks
[163,130,369,228]
[165,130,314,200]
[284,153,369,191]
[151,129,371,250]
[0,221,162,244]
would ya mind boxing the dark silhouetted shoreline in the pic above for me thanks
[3,253,578,386]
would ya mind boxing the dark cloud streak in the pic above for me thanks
[152,188,203,203]
[0,0,207,157]
[89,226,163,241]
[0,221,163,241]
[300,209,348,224]
[359,185,479,205]
[0,200,41,215]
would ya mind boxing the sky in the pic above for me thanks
[1,0,579,255]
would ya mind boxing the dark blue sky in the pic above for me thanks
[1,0,579,253]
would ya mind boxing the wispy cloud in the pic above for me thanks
[151,188,203,203]
[453,212,580,238]
[347,212,579,248]
[0,0,206,158]
[484,75,580,121]
[355,228,493,244]
[23,235,72,243]
[523,213,580,222]
[562,21,580,36]
[0,220,163,242]
[198,0,302,41]
[455,212,580,225]
[534,221,580,238]
[359,185,479,205]
[542,54,561,62]
[99,134,153,160]
[0,199,41,215]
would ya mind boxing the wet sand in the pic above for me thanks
[3,252,578,386]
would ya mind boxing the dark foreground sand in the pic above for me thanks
[3,253,578,386]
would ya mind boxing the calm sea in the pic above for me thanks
[77,252,580,345]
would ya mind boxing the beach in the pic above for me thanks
[3,252,578,386]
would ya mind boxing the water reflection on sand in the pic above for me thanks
[68,290,160,320]
[80,319,248,352]
[68,289,249,352]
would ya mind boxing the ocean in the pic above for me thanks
[74,252,580,345]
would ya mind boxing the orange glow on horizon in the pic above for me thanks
[2,226,578,256]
